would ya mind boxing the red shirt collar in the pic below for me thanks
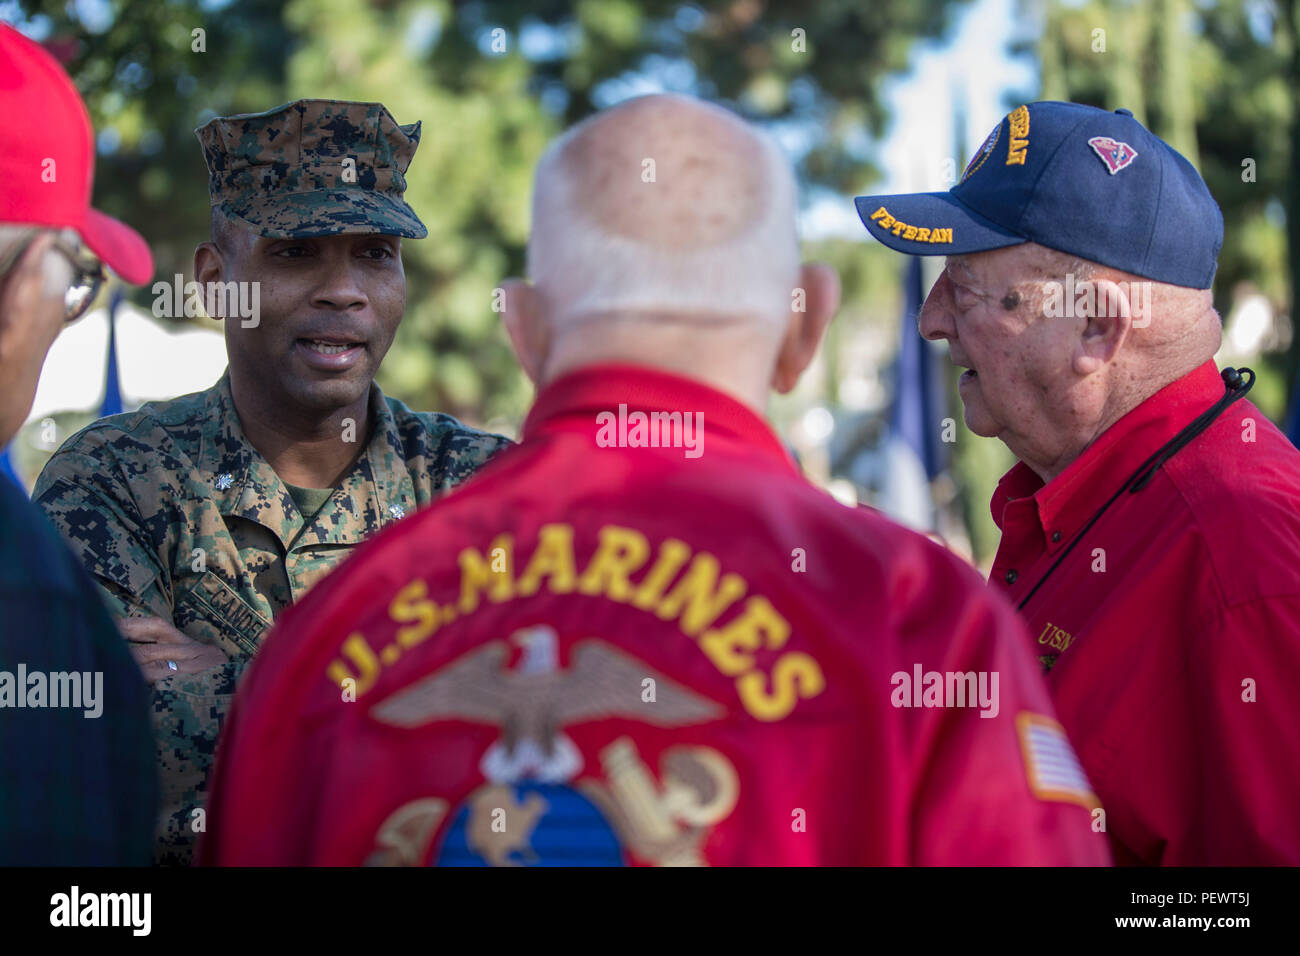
[991,361,1227,536]
[523,362,798,472]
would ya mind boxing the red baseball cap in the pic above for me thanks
[0,24,153,284]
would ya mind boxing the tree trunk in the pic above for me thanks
[1107,0,1148,123]
[1156,0,1199,168]
[1038,0,1068,101]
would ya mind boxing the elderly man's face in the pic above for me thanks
[918,245,1078,451]
[0,233,75,447]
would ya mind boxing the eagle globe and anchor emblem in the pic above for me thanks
[363,625,740,867]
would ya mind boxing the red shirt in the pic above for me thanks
[201,365,1109,866]
[990,361,1300,865]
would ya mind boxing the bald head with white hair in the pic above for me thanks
[501,94,839,412]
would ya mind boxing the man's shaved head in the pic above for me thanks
[528,93,800,327]
[502,93,839,412]
[561,95,772,248]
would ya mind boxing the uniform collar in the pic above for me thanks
[992,360,1226,541]
[197,370,414,549]
[523,362,798,472]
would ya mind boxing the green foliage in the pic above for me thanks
[951,404,1016,565]
[8,0,973,425]
[11,0,1290,564]
[7,0,967,421]
[15,0,292,285]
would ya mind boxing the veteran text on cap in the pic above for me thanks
[854,101,1222,290]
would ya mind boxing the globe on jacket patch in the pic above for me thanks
[362,626,739,867]
[436,783,622,866]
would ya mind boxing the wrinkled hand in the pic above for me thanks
[120,616,229,684]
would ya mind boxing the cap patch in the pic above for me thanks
[960,124,1000,183]
[1017,712,1098,808]
[1005,105,1029,166]
[1087,136,1139,175]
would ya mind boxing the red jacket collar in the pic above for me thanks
[992,361,1227,535]
[523,363,797,472]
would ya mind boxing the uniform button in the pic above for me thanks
[1051,531,1062,543]
[1005,569,1018,584]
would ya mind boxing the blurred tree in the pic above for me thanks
[5,0,973,425]
[1106,0,1148,127]
[10,0,293,289]
[1156,0,1198,168]
[1014,0,1294,420]
[1037,1,1068,100]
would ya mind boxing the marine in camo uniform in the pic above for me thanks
[33,99,511,865]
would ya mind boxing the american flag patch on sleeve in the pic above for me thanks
[1016,712,1099,808]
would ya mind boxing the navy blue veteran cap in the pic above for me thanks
[854,101,1223,289]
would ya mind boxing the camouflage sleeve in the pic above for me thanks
[429,420,513,492]
[33,430,243,866]
[32,431,172,621]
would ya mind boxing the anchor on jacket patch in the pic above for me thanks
[362,625,739,866]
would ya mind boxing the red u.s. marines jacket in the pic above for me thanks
[201,365,1110,866]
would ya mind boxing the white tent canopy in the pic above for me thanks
[28,302,228,422]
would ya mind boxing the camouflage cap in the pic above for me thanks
[195,98,427,238]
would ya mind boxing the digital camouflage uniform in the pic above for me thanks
[32,99,511,865]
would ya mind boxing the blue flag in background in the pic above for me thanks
[100,288,124,418]
[0,444,20,491]
[879,257,948,529]
[1283,373,1300,448]
[889,256,947,479]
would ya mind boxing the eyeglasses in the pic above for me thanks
[0,230,107,323]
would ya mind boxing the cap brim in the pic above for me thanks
[854,191,1025,256]
[78,206,154,285]
[224,189,428,239]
